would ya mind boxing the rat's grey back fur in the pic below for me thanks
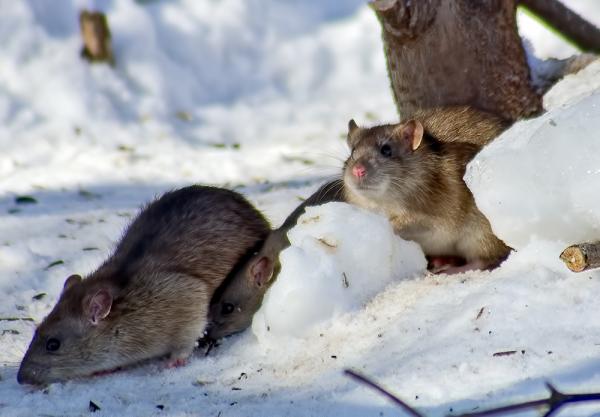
[18,186,269,384]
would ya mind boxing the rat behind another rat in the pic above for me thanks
[205,180,344,340]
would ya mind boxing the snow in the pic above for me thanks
[466,85,600,251]
[252,203,426,341]
[2,1,600,417]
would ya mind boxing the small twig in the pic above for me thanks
[0,317,34,322]
[454,396,548,417]
[344,369,425,417]
[492,351,517,357]
[455,383,600,417]
[345,369,600,417]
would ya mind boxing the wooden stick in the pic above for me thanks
[560,241,600,272]
[79,10,114,65]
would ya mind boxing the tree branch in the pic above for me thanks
[519,0,600,54]
[345,369,600,417]
[344,370,425,417]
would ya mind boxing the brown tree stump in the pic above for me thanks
[560,242,600,273]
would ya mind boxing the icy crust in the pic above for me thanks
[252,202,426,341]
[465,88,600,251]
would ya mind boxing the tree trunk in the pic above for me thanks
[371,0,542,122]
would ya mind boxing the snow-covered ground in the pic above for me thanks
[1,1,600,416]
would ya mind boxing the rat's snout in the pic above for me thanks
[17,363,41,385]
[352,164,366,178]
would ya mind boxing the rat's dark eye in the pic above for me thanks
[46,338,61,352]
[380,144,392,157]
[221,303,235,315]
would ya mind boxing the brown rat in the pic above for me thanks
[204,180,344,340]
[343,108,510,272]
[17,186,269,385]
[204,107,507,338]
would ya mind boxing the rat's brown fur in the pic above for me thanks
[18,186,269,385]
[412,106,509,146]
[343,109,510,268]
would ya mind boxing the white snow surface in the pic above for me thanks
[252,203,426,341]
[466,78,600,251]
[2,1,600,417]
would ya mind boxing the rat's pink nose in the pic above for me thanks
[352,164,366,178]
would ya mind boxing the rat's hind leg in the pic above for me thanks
[165,336,198,368]
[164,305,208,368]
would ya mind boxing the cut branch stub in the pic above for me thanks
[560,242,600,273]
[371,0,542,121]
[79,10,114,65]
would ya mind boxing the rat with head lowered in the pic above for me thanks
[343,107,510,273]
[18,186,269,385]
[205,180,344,340]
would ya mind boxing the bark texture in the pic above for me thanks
[372,0,542,122]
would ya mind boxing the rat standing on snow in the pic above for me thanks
[342,107,511,273]
[17,186,269,385]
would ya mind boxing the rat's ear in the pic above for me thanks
[85,288,113,325]
[393,120,424,151]
[348,119,358,135]
[347,119,361,148]
[62,274,82,292]
[249,256,274,288]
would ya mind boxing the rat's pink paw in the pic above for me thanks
[427,255,466,273]
[165,357,188,368]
